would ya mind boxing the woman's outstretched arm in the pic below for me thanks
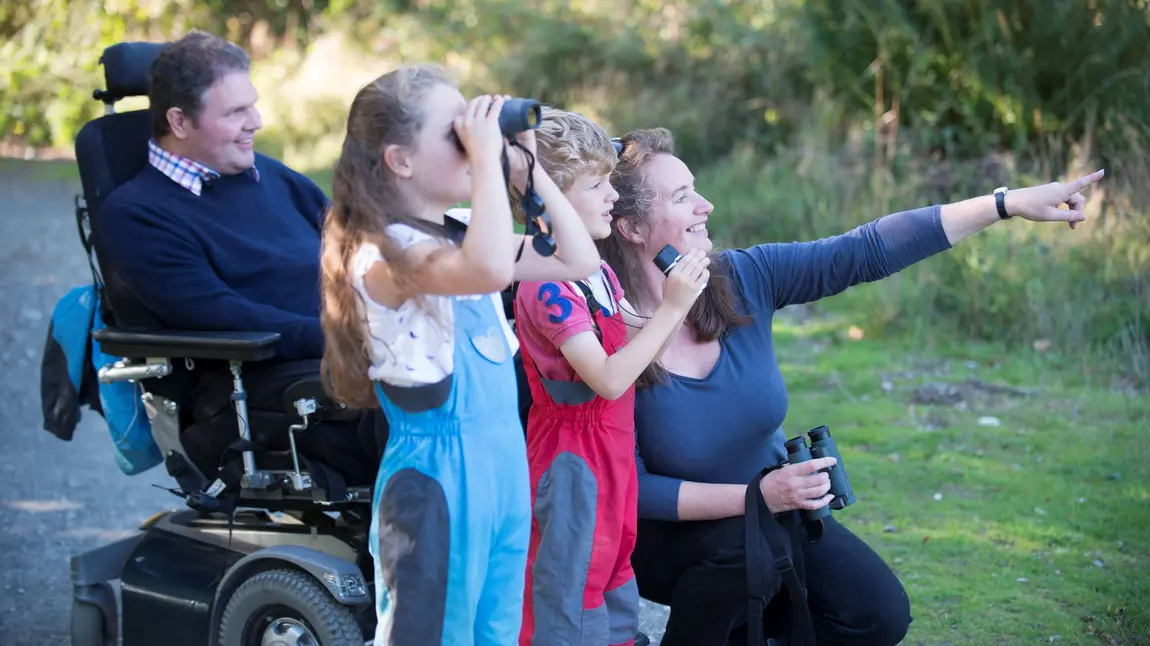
[729,170,1105,313]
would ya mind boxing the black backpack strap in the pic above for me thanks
[745,467,816,646]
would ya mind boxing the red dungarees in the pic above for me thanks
[515,271,639,646]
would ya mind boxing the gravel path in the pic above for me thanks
[0,161,670,645]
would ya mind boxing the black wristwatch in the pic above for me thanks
[994,186,1011,220]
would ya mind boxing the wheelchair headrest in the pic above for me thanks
[93,41,167,106]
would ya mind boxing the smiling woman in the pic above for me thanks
[601,127,1106,646]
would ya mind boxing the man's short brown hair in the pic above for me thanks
[148,30,250,138]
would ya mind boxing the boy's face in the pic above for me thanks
[565,171,619,241]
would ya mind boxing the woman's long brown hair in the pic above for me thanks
[319,64,454,409]
[598,128,751,388]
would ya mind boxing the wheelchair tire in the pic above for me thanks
[218,568,362,646]
[70,599,110,646]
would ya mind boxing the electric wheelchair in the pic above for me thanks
[48,39,651,646]
[56,40,380,646]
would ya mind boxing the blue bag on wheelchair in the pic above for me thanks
[40,284,162,475]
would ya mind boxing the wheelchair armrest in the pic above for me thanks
[93,328,281,363]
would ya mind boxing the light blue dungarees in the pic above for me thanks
[369,292,531,646]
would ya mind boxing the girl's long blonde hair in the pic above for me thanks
[320,64,454,409]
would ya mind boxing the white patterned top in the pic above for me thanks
[351,208,518,387]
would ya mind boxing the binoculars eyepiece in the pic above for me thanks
[785,425,856,522]
[450,97,542,154]
[653,244,682,275]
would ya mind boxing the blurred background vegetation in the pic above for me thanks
[3,0,1148,384]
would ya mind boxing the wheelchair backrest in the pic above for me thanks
[73,41,206,420]
[75,41,168,333]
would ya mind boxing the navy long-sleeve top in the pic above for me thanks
[635,205,952,521]
[94,154,330,361]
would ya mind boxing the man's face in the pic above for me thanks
[175,70,262,175]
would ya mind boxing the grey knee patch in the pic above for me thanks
[531,452,600,644]
[580,604,609,645]
[605,577,640,644]
[377,468,449,645]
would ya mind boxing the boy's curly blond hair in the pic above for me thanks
[511,106,617,223]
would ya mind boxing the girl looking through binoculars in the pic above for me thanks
[319,66,599,646]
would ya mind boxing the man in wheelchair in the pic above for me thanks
[91,31,381,494]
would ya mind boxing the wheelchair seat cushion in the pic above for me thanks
[183,359,379,486]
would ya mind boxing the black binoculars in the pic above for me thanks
[784,425,856,522]
[653,244,682,275]
[449,97,542,154]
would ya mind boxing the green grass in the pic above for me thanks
[772,306,1150,645]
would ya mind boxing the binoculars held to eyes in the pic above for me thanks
[449,97,542,154]
[441,95,555,257]
[785,425,856,522]
[654,244,682,275]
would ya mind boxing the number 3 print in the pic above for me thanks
[537,283,572,324]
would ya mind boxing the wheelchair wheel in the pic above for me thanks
[218,568,362,646]
[71,583,116,646]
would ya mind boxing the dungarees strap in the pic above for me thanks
[535,269,616,406]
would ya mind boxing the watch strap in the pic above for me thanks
[994,186,1011,220]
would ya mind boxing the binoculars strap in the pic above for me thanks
[745,467,816,646]
[570,267,618,343]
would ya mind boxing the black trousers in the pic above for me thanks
[633,514,911,646]
[182,359,384,487]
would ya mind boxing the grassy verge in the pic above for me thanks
[773,305,1149,645]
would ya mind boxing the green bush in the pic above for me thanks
[697,131,1149,383]
[798,0,1150,161]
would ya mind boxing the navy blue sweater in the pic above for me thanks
[635,205,952,521]
[95,154,329,361]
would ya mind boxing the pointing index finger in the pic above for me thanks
[1071,169,1105,193]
